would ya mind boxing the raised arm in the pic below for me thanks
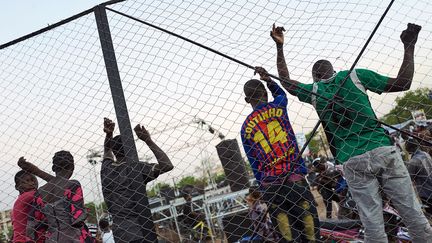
[18,157,54,182]
[271,24,301,95]
[134,124,174,174]
[385,23,421,92]
[103,118,115,161]
[254,66,286,99]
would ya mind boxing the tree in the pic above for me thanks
[147,182,172,198]
[243,160,254,177]
[100,201,107,212]
[147,187,158,198]
[85,201,107,224]
[175,176,207,191]
[85,202,99,224]
[305,131,321,155]
[305,126,331,157]
[381,88,432,125]
[213,173,226,184]
[176,176,198,189]
[0,226,12,243]
[160,183,171,189]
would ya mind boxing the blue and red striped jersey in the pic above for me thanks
[241,81,306,185]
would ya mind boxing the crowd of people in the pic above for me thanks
[8,21,431,243]
[11,119,173,243]
[241,22,431,243]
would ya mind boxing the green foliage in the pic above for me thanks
[305,127,332,157]
[147,187,158,198]
[100,201,107,212]
[0,226,13,243]
[381,88,432,125]
[147,182,172,198]
[176,176,198,188]
[158,182,171,189]
[85,202,98,224]
[147,176,209,197]
[244,161,253,177]
[176,175,207,189]
[213,173,226,184]
[85,202,106,224]
[305,131,321,155]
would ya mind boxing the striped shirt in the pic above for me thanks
[241,81,306,185]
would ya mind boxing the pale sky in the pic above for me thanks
[1,0,432,211]
[0,0,106,44]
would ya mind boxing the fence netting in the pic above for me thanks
[1,0,432,242]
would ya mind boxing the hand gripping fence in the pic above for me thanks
[1,0,431,242]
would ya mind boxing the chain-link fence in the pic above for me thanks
[1,0,432,242]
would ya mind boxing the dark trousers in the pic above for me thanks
[421,197,432,215]
[319,187,340,219]
[263,180,320,243]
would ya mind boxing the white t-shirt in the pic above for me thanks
[102,231,115,243]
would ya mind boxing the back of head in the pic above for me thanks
[181,186,194,201]
[405,138,420,154]
[312,157,321,168]
[111,135,125,158]
[52,150,74,174]
[244,79,267,104]
[248,190,261,200]
[246,187,261,203]
[99,218,110,231]
[183,193,191,201]
[312,157,327,172]
[312,59,334,82]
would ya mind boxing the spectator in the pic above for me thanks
[241,68,319,242]
[101,118,173,243]
[313,158,349,219]
[405,138,432,215]
[414,125,432,157]
[99,218,115,243]
[181,193,205,228]
[246,189,280,242]
[305,163,318,189]
[12,157,54,243]
[26,151,94,242]
[268,22,432,242]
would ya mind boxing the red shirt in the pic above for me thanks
[12,190,35,242]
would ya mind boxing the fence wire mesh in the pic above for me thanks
[1,0,432,242]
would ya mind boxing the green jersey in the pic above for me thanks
[294,69,392,164]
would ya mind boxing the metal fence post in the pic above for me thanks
[94,5,139,164]
[94,5,158,242]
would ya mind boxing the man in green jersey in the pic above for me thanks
[260,23,432,243]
